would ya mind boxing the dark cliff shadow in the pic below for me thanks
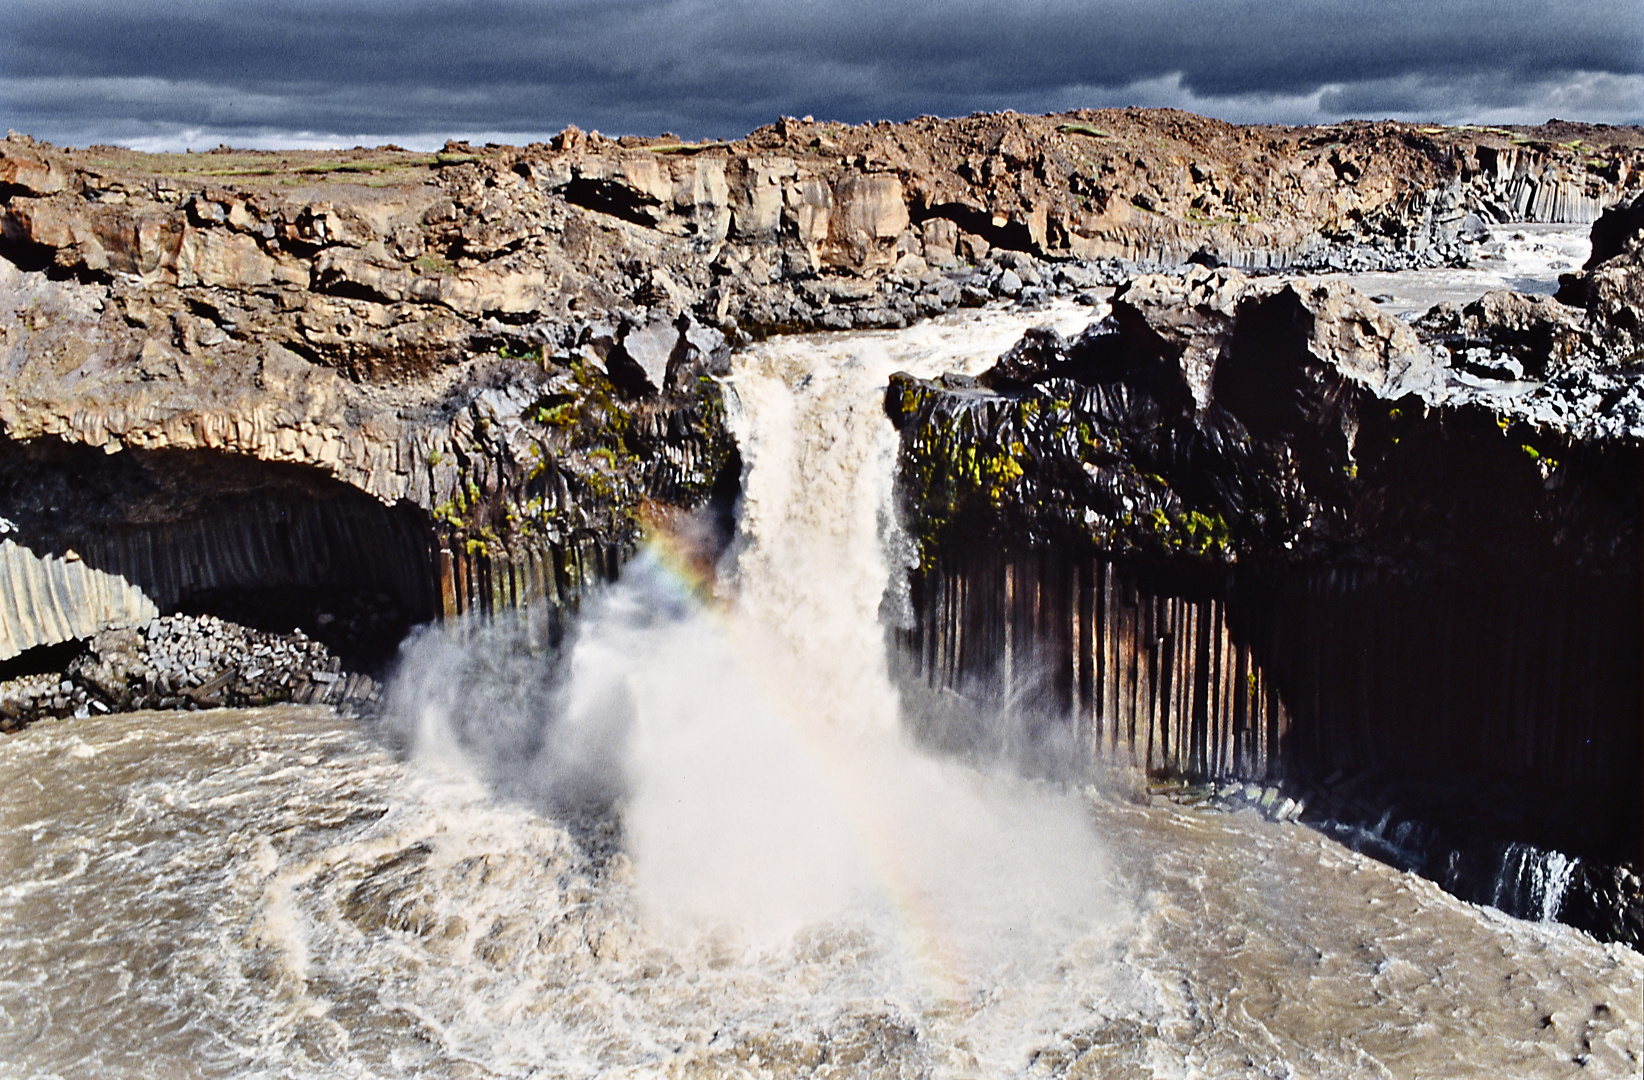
[0,438,441,672]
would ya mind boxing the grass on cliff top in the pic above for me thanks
[642,141,735,154]
[79,148,481,185]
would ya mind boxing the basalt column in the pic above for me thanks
[900,551,1295,782]
[900,549,1640,863]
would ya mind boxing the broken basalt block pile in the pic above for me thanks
[0,614,379,731]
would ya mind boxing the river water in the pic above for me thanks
[1,243,1640,1078]
[1306,221,1591,316]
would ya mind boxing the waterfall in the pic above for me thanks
[3,304,1642,1077]
[391,305,1123,1004]
[1493,843,1580,924]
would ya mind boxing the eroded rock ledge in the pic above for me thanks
[891,198,1644,569]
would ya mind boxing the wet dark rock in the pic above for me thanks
[977,326,1069,391]
[892,266,1581,572]
[1579,189,1644,270]
[1173,766,1644,948]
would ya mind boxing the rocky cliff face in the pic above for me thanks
[893,189,1644,567]
[886,192,1644,944]
[0,139,746,664]
[890,266,1641,574]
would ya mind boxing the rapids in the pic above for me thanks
[1307,221,1591,316]
[0,285,1639,1079]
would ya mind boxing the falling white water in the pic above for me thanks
[1495,842,1581,924]
[479,303,1113,955]
[368,302,1141,1066]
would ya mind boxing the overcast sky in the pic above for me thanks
[3,0,1640,151]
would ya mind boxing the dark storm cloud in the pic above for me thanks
[2,0,1640,149]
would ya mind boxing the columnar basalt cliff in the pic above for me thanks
[888,192,1644,942]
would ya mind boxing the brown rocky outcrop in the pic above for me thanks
[4,113,1640,351]
[0,141,744,659]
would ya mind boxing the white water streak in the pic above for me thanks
[571,305,1116,961]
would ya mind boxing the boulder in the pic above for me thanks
[921,218,960,268]
[176,227,277,289]
[67,628,149,708]
[1283,278,1440,400]
[826,174,909,269]
[978,326,1066,390]
[0,142,67,195]
[614,317,680,394]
